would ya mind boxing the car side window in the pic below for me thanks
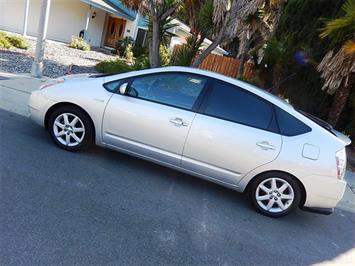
[274,106,311,136]
[103,79,127,92]
[202,80,275,131]
[127,73,207,110]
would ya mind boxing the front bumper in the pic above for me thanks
[28,90,55,127]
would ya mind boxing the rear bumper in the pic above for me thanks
[302,174,347,209]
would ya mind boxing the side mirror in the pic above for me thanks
[119,82,128,95]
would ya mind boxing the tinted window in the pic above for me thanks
[275,107,311,136]
[203,80,274,131]
[128,73,206,109]
[103,80,123,92]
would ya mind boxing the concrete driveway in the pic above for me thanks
[0,73,354,265]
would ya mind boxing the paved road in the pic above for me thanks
[1,109,354,266]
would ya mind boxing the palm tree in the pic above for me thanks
[172,0,214,66]
[317,0,355,127]
[235,0,286,78]
[191,0,250,67]
[121,0,182,67]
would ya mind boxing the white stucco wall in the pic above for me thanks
[0,0,26,34]
[0,0,108,47]
[123,16,137,39]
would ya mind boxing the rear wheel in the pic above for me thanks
[48,106,94,151]
[249,172,301,218]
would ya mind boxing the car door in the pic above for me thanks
[182,79,282,185]
[102,72,208,166]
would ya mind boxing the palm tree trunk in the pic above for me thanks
[150,18,161,68]
[327,83,351,127]
[191,24,226,67]
[236,40,250,78]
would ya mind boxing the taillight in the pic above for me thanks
[40,78,64,90]
[335,148,346,179]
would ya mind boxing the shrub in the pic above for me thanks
[124,43,134,62]
[95,59,132,74]
[239,75,263,87]
[69,36,90,51]
[160,45,171,66]
[116,37,134,57]
[172,45,193,66]
[0,31,7,38]
[0,32,11,49]
[131,55,150,70]
[132,45,148,58]
[0,31,29,49]
[6,35,29,49]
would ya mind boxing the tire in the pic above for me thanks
[248,172,301,218]
[48,105,94,152]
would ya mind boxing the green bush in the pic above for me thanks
[69,36,90,51]
[132,45,148,58]
[125,43,134,62]
[95,54,151,74]
[0,32,11,49]
[95,59,132,74]
[131,55,150,70]
[96,45,172,75]
[6,35,29,49]
[239,75,263,87]
[172,45,193,66]
[160,45,171,66]
[0,31,29,49]
[116,37,134,57]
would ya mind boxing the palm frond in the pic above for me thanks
[317,47,355,94]
[319,0,355,39]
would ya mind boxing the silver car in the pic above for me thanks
[28,67,351,217]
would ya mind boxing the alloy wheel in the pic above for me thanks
[53,113,85,147]
[255,177,294,213]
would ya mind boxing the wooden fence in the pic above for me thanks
[172,45,254,79]
[198,53,254,79]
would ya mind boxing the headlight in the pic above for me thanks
[40,78,64,90]
[335,148,346,179]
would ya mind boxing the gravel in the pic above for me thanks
[0,37,117,78]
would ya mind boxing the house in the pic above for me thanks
[0,0,227,55]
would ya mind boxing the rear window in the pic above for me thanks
[275,107,311,136]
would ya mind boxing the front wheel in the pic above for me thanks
[249,172,301,218]
[48,106,94,151]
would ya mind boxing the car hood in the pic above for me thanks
[62,73,92,80]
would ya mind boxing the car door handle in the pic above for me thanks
[169,117,188,127]
[256,141,275,150]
